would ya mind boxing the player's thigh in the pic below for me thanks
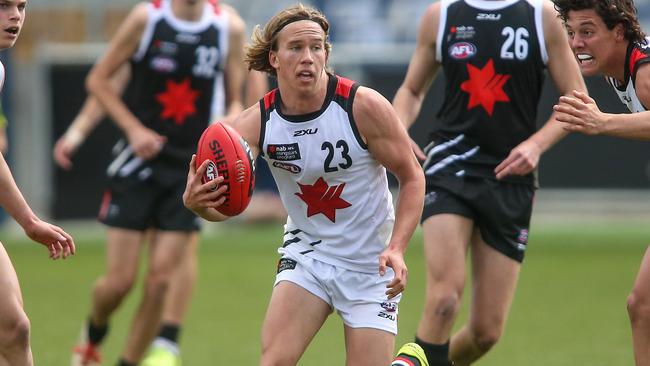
[422,212,473,288]
[0,244,26,329]
[468,232,521,330]
[105,228,145,284]
[261,281,331,360]
[343,326,394,366]
[148,231,194,274]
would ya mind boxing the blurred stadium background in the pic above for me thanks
[2,0,650,365]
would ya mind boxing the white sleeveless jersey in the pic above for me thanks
[259,75,395,273]
[607,39,650,113]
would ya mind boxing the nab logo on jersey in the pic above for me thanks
[449,42,477,60]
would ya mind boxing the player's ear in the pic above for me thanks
[269,50,279,70]
[614,23,625,41]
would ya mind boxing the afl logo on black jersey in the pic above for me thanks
[449,42,477,60]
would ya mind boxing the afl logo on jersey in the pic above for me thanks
[151,57,177,73]
[449,42,477,60]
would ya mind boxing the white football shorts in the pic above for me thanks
[274,250,401,334]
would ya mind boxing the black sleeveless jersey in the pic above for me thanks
[123,0,229,164]
[426,0,547,184]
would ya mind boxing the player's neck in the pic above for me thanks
[278,74,329,115]
[609,40,631,83]
[171,0,205,22]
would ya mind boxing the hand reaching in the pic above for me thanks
[494,139,541,180]
[554,90,606,135]
[23,218,75,259]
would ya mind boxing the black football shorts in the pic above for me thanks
[98,173,201,232]
[422,174,534,262]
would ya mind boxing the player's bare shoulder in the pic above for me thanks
[219,3,246,34]
[127,2,151,26]
[352,86,398,140]
[113,1,150,42]
[421,1,441,44]
[541,0,566,42]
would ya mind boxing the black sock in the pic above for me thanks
[87,318,108,345]
[415,336,450,366]
[116,359,136,366]
[158,323,181,344]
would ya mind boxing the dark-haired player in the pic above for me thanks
[552,0,650,364]
[390,0,586,365]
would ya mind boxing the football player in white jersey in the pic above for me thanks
[553,1,650,364]
[0,1,76,365]
[183,4,425,365]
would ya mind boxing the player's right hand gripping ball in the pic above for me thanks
[196,122,256,216]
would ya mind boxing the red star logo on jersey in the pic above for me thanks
[155,78,200,125]
[460,59,510,116]
[295,177,351,223]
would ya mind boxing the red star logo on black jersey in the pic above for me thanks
[460,59,510,116]
[295,177,351,223]
[155,78,200,125]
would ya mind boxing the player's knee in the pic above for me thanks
[470,326,502,353]
[425,289,461,320]
[260,348,299,366]
[98,275,136,299]
[627,290,650,324]
[144,270,173,296]
[0,310,30,350]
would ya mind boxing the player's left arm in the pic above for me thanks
[354,87,425,298]
[495,0,587,179]
[221,5,246,121]
[555,64,650,140]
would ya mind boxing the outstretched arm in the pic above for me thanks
[0,154,74,258]
[555,64,650,140]
[495,1,586,179]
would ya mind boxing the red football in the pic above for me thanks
[195,122,255,216]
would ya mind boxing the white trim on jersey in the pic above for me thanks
[213,9,229,70]
[436,0,455,63]
[133,2,165,62]
[465,0,519,10]
[424,146,480,176]
[161,0,217,34]
[209,72,225,122]
[530,0,548,65]
[106,145,136,177]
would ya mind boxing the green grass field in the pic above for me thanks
[6,220,649,365]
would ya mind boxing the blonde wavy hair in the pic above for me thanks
[245,3,333,76]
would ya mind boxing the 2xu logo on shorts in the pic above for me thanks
[277,258,297,274]
[378,301,397,321]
